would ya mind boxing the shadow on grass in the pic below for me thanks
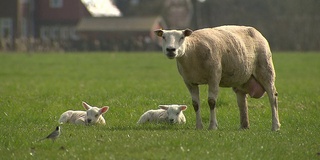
[105,123,195,131]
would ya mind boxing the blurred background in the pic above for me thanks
[0,0,319,52]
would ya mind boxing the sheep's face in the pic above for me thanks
[82,102,109,125]
[154,29,193,59]
[159,105,187,123]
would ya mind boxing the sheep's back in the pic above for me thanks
[182,26,270,87]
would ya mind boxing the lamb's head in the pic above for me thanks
[159,105,187,123]
[154,29,193,59]
[82,102,109,124]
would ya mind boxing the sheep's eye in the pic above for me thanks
[95,114,99,118]
[176,112,180,116]
[179,37,184,41]
[162,36,166,40]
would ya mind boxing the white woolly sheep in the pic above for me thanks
[137,105,187,124]
[154,25,280,131]
[59,102,109,125]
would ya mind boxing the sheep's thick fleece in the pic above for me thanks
[155,25,280,131]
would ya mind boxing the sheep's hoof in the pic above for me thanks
[240,124,250,130]
[208,126,218,130]
[272,123,281,131]
[195,124,204,130]
[272,128,280,132]
[272,126,281,131]
[239,126,249,130]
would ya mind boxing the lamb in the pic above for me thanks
[59,102,109,125]
[137,105,187,124]
[154,25,280,131]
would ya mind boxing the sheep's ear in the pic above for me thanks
[179,105,187,111]
[183,29,193,37]
[100,106,109,114]
[159,105,169,110]
[154,29,163,37]
[82,102,91,110]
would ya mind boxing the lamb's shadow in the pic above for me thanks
[105,123,194,131]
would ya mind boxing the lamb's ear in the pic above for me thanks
[159,105,169,110]
[99,106,109,114]
[179,105,187,111]
[82,102,91,110]
[183,29,193,37]
[154,29,163,37]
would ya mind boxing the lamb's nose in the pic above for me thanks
[87,119,92,123]
[169,119,174,123]
[166,48,176,52]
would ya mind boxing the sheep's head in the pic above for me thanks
[159,105,187,123]
[154,29,193,59]
[82,102,109,125]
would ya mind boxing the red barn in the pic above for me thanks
[35,0,91,40]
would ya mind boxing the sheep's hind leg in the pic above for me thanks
[257,79,280,131]
[266,85,281,131]
[233,88,249,129]
[251,76,280,131]
[254,56,280,131]
[186,83,203,129]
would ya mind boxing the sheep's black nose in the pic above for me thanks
[166,48,176,52]
[87,119,92,123]
[169,119,174,123]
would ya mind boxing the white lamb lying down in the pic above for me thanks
[137,105,187,124]
[59,102,109,125]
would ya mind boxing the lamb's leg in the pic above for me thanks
[186,83,203,129]
[233,88,249,129]
[75,118,86,125]
[58,111,70,124]
[208,85,218,130]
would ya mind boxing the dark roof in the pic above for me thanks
[76,16,165,32]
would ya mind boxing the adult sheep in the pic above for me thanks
[154,25,280,131]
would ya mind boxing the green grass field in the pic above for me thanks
[0,52,319,159]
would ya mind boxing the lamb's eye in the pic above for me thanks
[176,112,179,116]
[179,37,184,41]
[162,36,166,40]
[95,114,99,118]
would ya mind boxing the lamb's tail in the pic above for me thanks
[58,111,72,124]
[137,112,149,124]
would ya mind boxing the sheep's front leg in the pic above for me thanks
[186,83,203,129]
[208,84,219,130]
